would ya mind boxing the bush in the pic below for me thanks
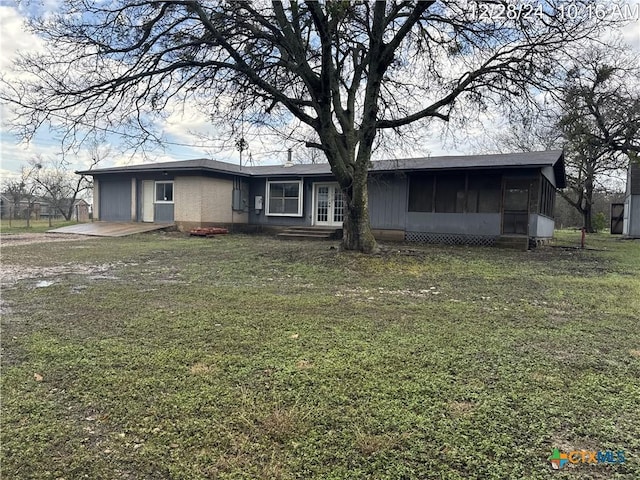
[593,211,607,232]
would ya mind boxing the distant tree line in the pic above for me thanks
[1,148,105,226]
[555,190,625,232]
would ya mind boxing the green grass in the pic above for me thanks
[0,218,80,233]
[1,231,639,479]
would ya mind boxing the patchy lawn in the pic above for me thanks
[1,231,639,479]
[0,219,81,234]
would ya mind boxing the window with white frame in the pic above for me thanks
[266,180,303,216]
[155,181,174,203]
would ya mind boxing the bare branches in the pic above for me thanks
[3,0,622,156]
[559,44,640,161]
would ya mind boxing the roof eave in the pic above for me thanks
[76,165,250,177]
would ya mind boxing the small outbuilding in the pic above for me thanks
[623,162,640,238]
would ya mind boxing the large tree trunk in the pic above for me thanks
[341,169,377,253]
[583,176,595,233]
[582,202,594,233]
[62,205,73,221]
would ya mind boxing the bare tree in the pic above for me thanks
[560,51,640,164]
[478,109,562,154]
[556,47,639,231]
[1,164,42,227]
[2,1,623,251]
[476,44,638,232]
[559,144,627,232]
[30,158,86,224]
[2,179,26,222]
[29,146,105,223]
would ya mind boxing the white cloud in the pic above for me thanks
[621,15,640,48]
[1,6,48,177]
[0,6,44,70]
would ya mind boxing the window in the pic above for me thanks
[408,175,434,212]
[467,175,501,213]
[266,180,303,216]
[504,187,529,211]
[155,181,174,203]
[539,177,555,218]
[435,174,465,213]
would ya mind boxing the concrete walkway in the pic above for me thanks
[48,222,173,237]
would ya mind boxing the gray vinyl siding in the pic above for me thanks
[630,163,640,195]
[99,177,131,221]
[134,176,176,223]
[154,204,174,223]
[540,166,557,188]
[625,165,640,237]
[627,195,640,237]
[368,174,407,230]
[248,177,329,226]
[625,164,640,238]
[530,214,555,238]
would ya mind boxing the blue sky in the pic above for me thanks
[1,2,638,180]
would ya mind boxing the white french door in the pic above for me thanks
[314,183,344,226]
[142,180,155,222]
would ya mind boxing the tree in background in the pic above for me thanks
[1,164,42,227]
[478,44,639,233]
[1,142,104,226]
[557,46,639,232]
[32,143,106,223]
[2,1,624,251]
[30,156,97,224]
[2,179,28,221]
[555,190,625,231]
[561,56,640,163]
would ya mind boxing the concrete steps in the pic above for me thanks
[495,235,529,251]
[277,226,342,240]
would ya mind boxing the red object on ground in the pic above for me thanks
[189,227,229,237]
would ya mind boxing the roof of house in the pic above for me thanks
[78,149,566,187]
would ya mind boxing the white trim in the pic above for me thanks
[154,180,174,204]
[131,178,137,221]
[265,179,303,217]
[313,182,343,227]
[142,180,155,222]
[93,179,100,220]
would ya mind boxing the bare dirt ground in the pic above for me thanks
[1,233,91,247]
[1,233,102,294]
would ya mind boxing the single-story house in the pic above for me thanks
[0,193,91,222]
[0,193,42,220]
[623,162,640,238]
[77,150,566,246]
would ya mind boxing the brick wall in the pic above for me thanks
[174,176,248,228]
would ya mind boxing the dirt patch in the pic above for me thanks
[0,262,122,286]
[1,233,92,247]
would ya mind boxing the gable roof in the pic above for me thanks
[78,150,566,188]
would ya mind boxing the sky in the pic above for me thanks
[0,1,639,181]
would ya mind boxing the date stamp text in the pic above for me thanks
[469,2,640,22]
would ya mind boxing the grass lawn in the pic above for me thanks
[0,219,81,234]
[1,231,639,479]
